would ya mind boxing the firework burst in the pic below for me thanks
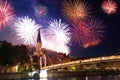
[84,17,106,48]
[71,21,91,47]
[71,17,106,48]
[14,16,41,46]
[0,0,15,30]
[101,0,117,14]
[43,19,71,54]
[35,5,47,17]
[61,0,91,21]
[86,17,106,40]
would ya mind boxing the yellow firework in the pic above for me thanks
[61,0,91,21]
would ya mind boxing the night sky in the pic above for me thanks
[0,0,120,58]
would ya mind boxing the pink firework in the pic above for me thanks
[71,17,106,48]
[0,0,15,30]
[84,17,106,48]
[35,5,47,17]
[71,20,91,46]
[101,0,117,14]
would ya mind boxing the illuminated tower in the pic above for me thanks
[34,28,46,68]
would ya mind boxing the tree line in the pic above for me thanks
[0,41,29,67]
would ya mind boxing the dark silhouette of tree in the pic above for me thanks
[0,41,13,66]
[0,41,29,67]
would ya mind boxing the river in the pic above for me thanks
[27,75,120,80]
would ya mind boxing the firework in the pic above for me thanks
[43,19,71,55]
[35,5,47,17]
[14,16,41,46]
[0,0,15,30]
[101,0,117,14]
[71,17,106,48]
[71,21,91,47]
[84,17,106,48]
[61,0,91,21]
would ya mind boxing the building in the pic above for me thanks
[31,28,46,69]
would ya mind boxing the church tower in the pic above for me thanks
[34,28,43,56]
[33,28,46,68]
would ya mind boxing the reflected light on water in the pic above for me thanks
[28,79,47,80]
[85,76,88,80]
[39,78,48,80]
[28,75,120,80]
[39,69,48,78]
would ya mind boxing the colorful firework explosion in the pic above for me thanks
[35,5,47,17]
[61,0,91,21]
[71,21,91,47]
[13,16,40,46]
[43,19,71,54]
[86,17,106,42]
[0,0,15,30]
[71,17,106,48]
[101,0,117,14]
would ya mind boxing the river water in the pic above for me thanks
[27,75,120,80]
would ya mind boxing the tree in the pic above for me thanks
[0,41,29,67]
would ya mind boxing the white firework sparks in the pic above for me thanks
[14,17,71,54]
[43,19,71,55]
[14,16,41,46]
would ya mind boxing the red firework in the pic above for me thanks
[0,0,15,30]
[71,17,106,48]
[84,17,106,48]
[37,5,47,17]
[101,0,117,14]
[71,20,91,46]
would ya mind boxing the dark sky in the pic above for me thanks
[0,0,120,58]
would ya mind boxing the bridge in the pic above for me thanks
[41,54,120,71]
[31,28,120,72]
[29,29,120,78]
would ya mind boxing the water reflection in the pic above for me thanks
[28,78,47,80]
[40,70,48,78]
[28,75,120,80]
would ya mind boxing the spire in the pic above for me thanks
[37,28,41,43]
